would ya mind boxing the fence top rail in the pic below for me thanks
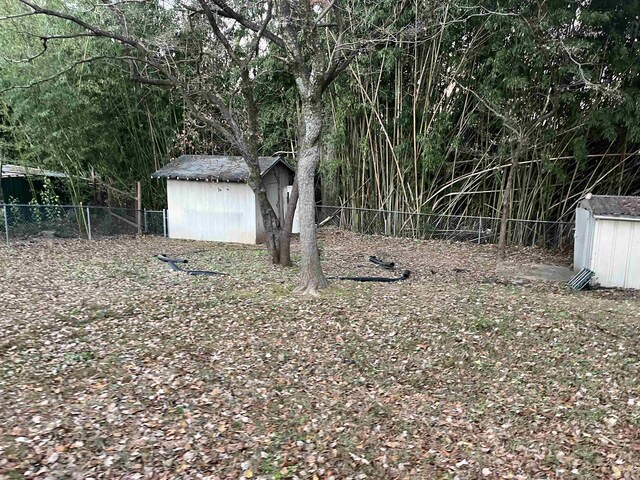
[320,205,499,221]
[319,205,574,226]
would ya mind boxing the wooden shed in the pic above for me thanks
[152,155,298,244]
[574,195,640,289]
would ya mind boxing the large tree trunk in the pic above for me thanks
[279,179,298,266]
[295,98,329,294]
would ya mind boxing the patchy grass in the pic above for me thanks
[0,229,639,479]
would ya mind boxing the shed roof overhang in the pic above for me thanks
[151,155,294,183]
[580,195,640,220]
[1,164,68,179]
[593,214,640,222]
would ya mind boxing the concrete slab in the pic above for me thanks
[497,263,574,283]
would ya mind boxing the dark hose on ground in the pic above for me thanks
[369,255,395,269]
[156,255,228,276]
[330,270,411,282]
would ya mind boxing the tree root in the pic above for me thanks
[295,275,330,296]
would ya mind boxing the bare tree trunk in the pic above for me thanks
[243,146,283,264]
[279,179,298,266]
[295,98,329,294]
[498,139,524,260]
[249,173,281,263]
[279,108,305,267]
[241,69,282,264]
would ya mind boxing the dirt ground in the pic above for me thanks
[1,229,639,480]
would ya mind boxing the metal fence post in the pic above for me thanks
[143,209,148,234]
[86,206,92,241]
[3,205,9,246]
[478,217,482,244]
[163,209,167,237]
[136,181,143,236]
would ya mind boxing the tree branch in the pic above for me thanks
[243,0,274,67]
[453,80,522,137]
[18,0,143,50]
[313,0,338,28]
[0,56,113,93]
[0,10,41,21]
[198,0,241,65]
[205,0,286,49]
[319,0,413,92]
[13,0,251,153]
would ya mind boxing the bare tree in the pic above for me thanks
[184,0,352,293]
[457,80,546,260]
[207,0,409,293]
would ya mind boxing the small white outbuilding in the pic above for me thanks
[574,195,640,289]
[152,155,299,244]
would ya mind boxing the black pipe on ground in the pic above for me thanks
[369,255,395,269]
[331,270,411,283]
[156,255,228,276]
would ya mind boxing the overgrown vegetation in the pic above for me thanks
[1,232,638,477]
[0,17,181,207]
[323,0,640,222]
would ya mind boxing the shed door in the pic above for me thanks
[573,207,594,271]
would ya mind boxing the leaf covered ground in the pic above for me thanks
[1,229,639,479]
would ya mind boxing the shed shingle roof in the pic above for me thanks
[1,164,68,179]
[580,195,640,219]
[151,155,292,182]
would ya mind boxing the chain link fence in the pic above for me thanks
[1,203,573,250]
[317,205,574,250]
[1,204,167,244]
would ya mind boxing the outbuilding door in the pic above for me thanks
[574,207,595,271]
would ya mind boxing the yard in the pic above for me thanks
[0,229,639,479]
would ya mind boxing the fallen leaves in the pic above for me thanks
[44,452,59,465]
[0,230,639,478]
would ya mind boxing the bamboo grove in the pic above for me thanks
[322,0,640,226]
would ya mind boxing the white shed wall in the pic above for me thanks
[573,207,596,271]
[283,185,300,234]
[591,218,640,289]
[167,179,257,244]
